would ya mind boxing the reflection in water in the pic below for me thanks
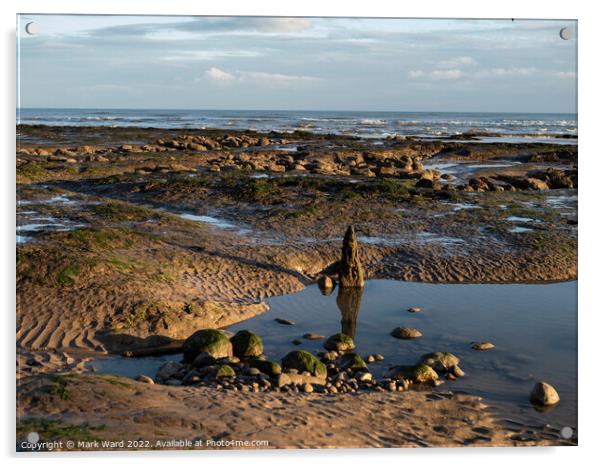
[336,286,364,338]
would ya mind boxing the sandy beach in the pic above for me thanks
[16,123,578,449]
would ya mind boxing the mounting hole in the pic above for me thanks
[25,22,38,35]
[559,27,572,40]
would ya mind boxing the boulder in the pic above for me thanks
[391,327,423,340]
[230,330,263,358]
[215,364,236,379]
[249,359,282,377]
[182,329,233,363]
[527,177,549,190]
[338,225,364,287]
[156,361,183,381]
[530,381,560,406]
[281,350,327,379]
[420,352,460,371]
[324,333,355,352]
[339,353,367,372]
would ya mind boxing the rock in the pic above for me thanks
[317,275,335,291]
[338,225,364,287]
[281,350,327,379]
[192,352,217,367]
[390,327,422,340]
[321,351,339,361]
[358,372,373,382]
[249,359,282,377]
[303,383,314,393]
[339,353,367,372]
[375,354,384,361]
[230,330,263,357]
[420,352,460,371]
[450,365,465,378]
[530,382,560,406]
[135,375,155,384]
[156,361,183,381]
[407,307,422,313]
[472,341,495,351]
[324,333,355,352]
[527,177,549,190]
[303,333,325,341]
[215,364,236,379]
[182,329,233,363]
[411,364,439,384]
[366,355,375,363]
[274,318,295,325]
[415,177,439,189]
[292,339,302,345]
[276,373,292,388]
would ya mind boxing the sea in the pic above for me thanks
[17,108,577,142]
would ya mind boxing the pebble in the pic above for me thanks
[135,375,155,384]
[391,327,423,339]
[530,382,560,406]
[275,318,295,325]
[472,342,495,351]
[303,383,314,393]
[303,333,325,340]
[407,307,422,313]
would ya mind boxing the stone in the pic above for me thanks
[303,383,314,393]
[182,329,233,363]
[412,364,439,384]
[338,225,364,287]
[135,375,155,384]
[366,355,375,363]
[450,365,465,378]
[274,318,295,325]
[292,339,302,345]
[249,359,282,377]
[230,330,263,357]
[472,342,495,351]
[358,372,373,382]
[339,353,367,372]
[215,364,236,379]
[281,350,327,379]
[407,307,422,313]
[324,333,355,352]
[303,333,325,341]
[420,352,461,371]
[530,382,560,406]
[317,275,335,290]
[276,373,292,388]
[156,361,183,381]
[390,327,423,340]
[526,177,549,190]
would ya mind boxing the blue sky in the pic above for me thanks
[17,15,577,112]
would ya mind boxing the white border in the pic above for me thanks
[3,1,600,465]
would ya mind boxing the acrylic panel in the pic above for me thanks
[16,14,577,451]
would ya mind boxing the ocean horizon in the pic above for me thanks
[17,108,577,140]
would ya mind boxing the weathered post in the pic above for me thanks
[338,225,364,288]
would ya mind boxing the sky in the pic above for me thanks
[17,15,577,113]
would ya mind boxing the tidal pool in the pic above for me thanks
[94,279,577,430]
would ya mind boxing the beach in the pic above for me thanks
[16,113,577,449]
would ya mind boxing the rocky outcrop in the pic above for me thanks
[338,225,364,287]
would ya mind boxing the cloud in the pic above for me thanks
[473,67,537,78]
[408,69,463,80]
[161,50,262,61]
[556,71,577,79]
[205,67,235,81]
[438,56,476,67]
[430,69,463,80]
[204,67,319,86]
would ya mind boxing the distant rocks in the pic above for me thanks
[530,381,560,406]
[407,307,422,313]
[390,327,422,340]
